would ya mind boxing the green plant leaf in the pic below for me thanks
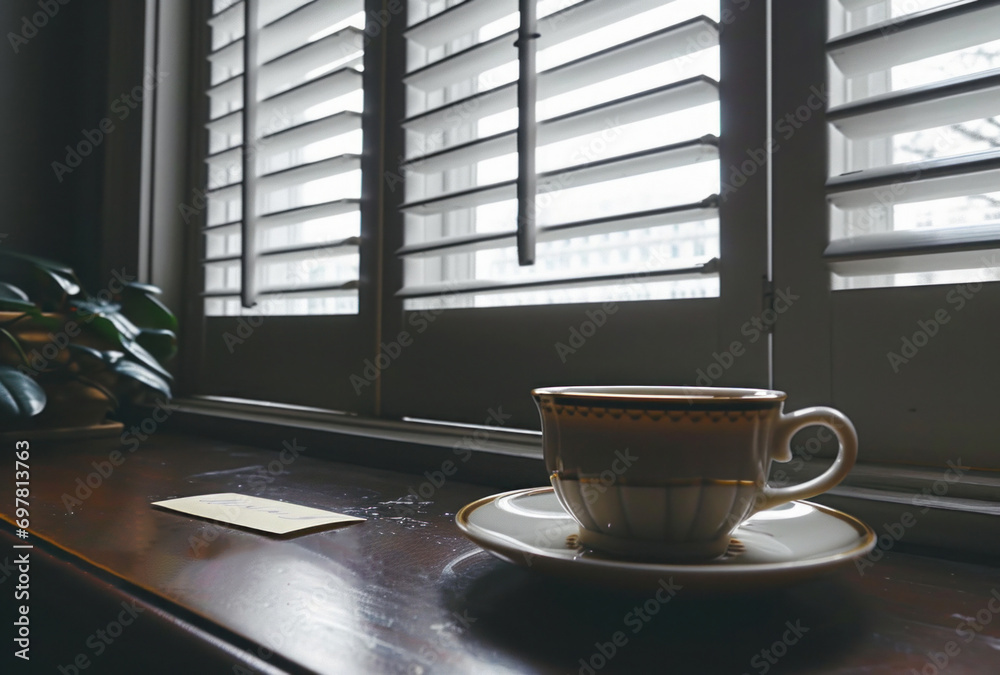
[1,251,81,307]
[34,266,81,302]
[0,282,29,302]
[71,299,140,340]
[120,286,177,332]
[0,250,75,276]
[123,339,173,380]
[112,359,172,399]
[0,298,37,313]
[31,313,64,331]
[83,314,172,381]
[76,311,120,343]
[70,298,118,313]
[68,344,124,371]
[67,343,105,363]
[0,365,46,419]
[0,282,41,314]
[0,328,30,367]
[124,281,163,296]
[99,306,139,340]
[136,328,177,363]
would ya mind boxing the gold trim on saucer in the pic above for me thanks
[454,486,878,592]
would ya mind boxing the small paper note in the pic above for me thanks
[152,492,365,536]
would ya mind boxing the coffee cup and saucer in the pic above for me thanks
[456,386,876,592]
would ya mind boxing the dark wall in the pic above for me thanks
[0,0,145,291]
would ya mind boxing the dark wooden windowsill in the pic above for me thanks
[3,431,999,674]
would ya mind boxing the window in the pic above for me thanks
[825,0,1000,291]
[187,0,377,413]
[398,0,723,310]
[180,0,771,426]
[772,0,1000,468]
[202,0,366,316]
[162,0,997,468]
[375,0,769,424]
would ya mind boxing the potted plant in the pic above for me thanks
[0,250,176,433]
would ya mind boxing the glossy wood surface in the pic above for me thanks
[2,432,999,674]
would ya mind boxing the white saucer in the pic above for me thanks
[456,487,876,592]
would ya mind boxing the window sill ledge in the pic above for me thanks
[170,396,1000,559]
[4,429,1000,673]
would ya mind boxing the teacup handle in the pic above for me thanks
[754,407,858,513]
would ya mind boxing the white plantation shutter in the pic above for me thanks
[378,0,771,425]
[188,0,377,414]
[824,0,1000,289]
[180,0,772,424]
[397,0,724,309]
[772,0,1000,468]
[201,0,366,316]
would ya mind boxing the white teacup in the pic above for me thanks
[531,386,858,561]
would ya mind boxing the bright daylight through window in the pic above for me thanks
[198,0,726,315]
[825,0,1000,290]
[399,0,723,309]
[202,0,366,316]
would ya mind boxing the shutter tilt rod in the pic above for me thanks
[240,0,259,308]
[515,0,539,266]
